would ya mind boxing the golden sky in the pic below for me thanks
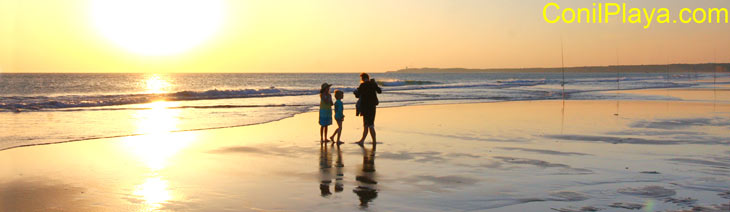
[1,0,729,73]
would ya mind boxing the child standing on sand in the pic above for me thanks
[319,83,334,142]
[329,90,345,143]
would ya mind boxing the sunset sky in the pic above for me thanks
[1,0,729,73]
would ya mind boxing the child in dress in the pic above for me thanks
[319,83,333,142]
[329,90,345,143]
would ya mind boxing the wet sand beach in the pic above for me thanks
[1,88,729,211]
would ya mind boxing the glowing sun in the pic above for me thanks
[90,0,225,56]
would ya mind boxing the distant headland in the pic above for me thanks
[388,63,730,73]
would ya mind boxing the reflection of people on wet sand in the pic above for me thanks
[353,144,377,208]
[353,73,382,144]
[318,142,333,197]
[319,141,344,197]
[334,143,344,193]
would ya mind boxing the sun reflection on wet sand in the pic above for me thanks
[120,98,195,210]
[123,133,196,171]
[133,176,172,210]
[123,101,196,170]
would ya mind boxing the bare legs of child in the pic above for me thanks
[329,120,343,144]
[320,126,329,143]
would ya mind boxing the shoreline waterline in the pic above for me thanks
[2,84,730,152]
[2,73,729,152]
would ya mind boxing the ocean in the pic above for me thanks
[1,72,727,150]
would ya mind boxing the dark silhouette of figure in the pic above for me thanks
[354,73,382,144]
[353,144,377,208]
[329,89,345,143]
[319,83,334,143]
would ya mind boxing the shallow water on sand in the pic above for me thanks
[3,73,729,152]
[1,97,729,211]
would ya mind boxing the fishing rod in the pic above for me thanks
[615,48,620,116]
[714,49,717,88]
[561,37,565,100]
[616,48,620,91]
[559,35,566,134]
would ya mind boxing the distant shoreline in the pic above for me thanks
[388,63,730,73]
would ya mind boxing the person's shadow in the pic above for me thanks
[353,144,377,208]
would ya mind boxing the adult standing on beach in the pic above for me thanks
[354,73,381,144]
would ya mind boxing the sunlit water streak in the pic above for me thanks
[119,86,195,209]
[122,101,196,170]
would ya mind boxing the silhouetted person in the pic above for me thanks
[319,83,333,143]
[353,144,377,208]
[354,73,382,144]
[329,89,345,143]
